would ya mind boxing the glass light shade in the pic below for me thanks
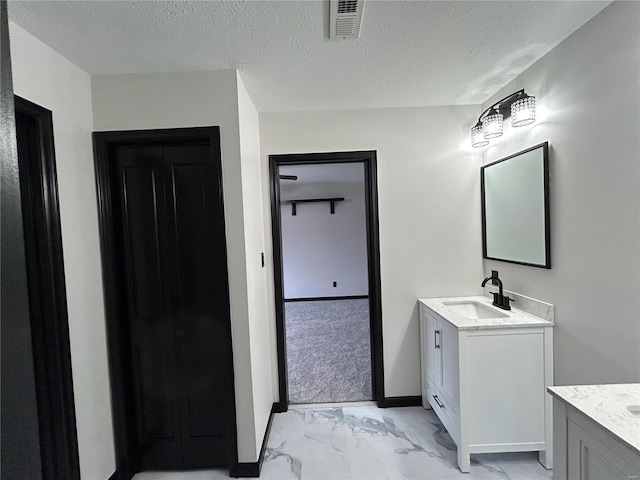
[471,124,489,147]
[511,96,536,127]
[483,113,503,139]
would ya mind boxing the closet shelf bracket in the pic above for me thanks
[284,197,345,216]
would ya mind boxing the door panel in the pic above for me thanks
[425,313,439,383]
[134,346,175,441]
[180,343,228,467]
[439,319,459,411]
[169,161,212,316]
[114,146,183,470]
[183,344,221,438]
[163,145,230,467]
[568,419,637,480]
[121,165,167,318]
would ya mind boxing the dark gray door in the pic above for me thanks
[110,141,231,471]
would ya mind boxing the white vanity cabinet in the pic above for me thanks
[419,297,554,473]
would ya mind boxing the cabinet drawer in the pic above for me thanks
[427,380,459,444]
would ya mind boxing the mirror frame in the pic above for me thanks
[481,142,551,269]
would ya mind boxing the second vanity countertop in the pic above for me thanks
[419,295,554,330]
[548,383,640,454]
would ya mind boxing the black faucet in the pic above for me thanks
[481,271,512,310]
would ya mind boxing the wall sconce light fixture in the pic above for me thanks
[471,89,536,148]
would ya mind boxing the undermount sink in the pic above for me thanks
[442,301,509,319]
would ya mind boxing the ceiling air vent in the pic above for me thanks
[330,0,365,40]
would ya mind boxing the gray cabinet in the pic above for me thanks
[551,395,640,480]
[568,419,638,479]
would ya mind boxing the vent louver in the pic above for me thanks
[338,0,358,14]
[330,0,365,40]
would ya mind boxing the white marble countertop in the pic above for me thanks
[548,384,640,454]
[418,295,554,330]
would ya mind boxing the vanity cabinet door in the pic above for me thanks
[439,318,459,411]
[567,419,639,480]
[423,311,459,411]
[425,312,440,383]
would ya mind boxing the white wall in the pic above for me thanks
[260,105,483,397]
[9,22,115,480]
[92,70,273,463]
[280,181,368,298]
[236,73,275,455]
[481,2,640,385]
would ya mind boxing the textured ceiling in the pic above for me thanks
[8,0,611,112]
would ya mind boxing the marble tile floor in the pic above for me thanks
[132,403,552,480]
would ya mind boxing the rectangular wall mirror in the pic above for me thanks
[481,142,550,268]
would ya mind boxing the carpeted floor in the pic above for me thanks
[285,298,372,404]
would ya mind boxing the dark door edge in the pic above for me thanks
[93,127,238,479]
[15,95,81,480]
[268,151,385,408]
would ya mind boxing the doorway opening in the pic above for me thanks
[269,151,384,409]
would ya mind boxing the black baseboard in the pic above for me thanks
[236,462,260,477]
[284,295,368,302]
[272,401,288,413]
[233,402,278,478]
[378,396,422,408]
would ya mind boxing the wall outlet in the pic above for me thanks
[491,270,499,285]
[333,281,337,287]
